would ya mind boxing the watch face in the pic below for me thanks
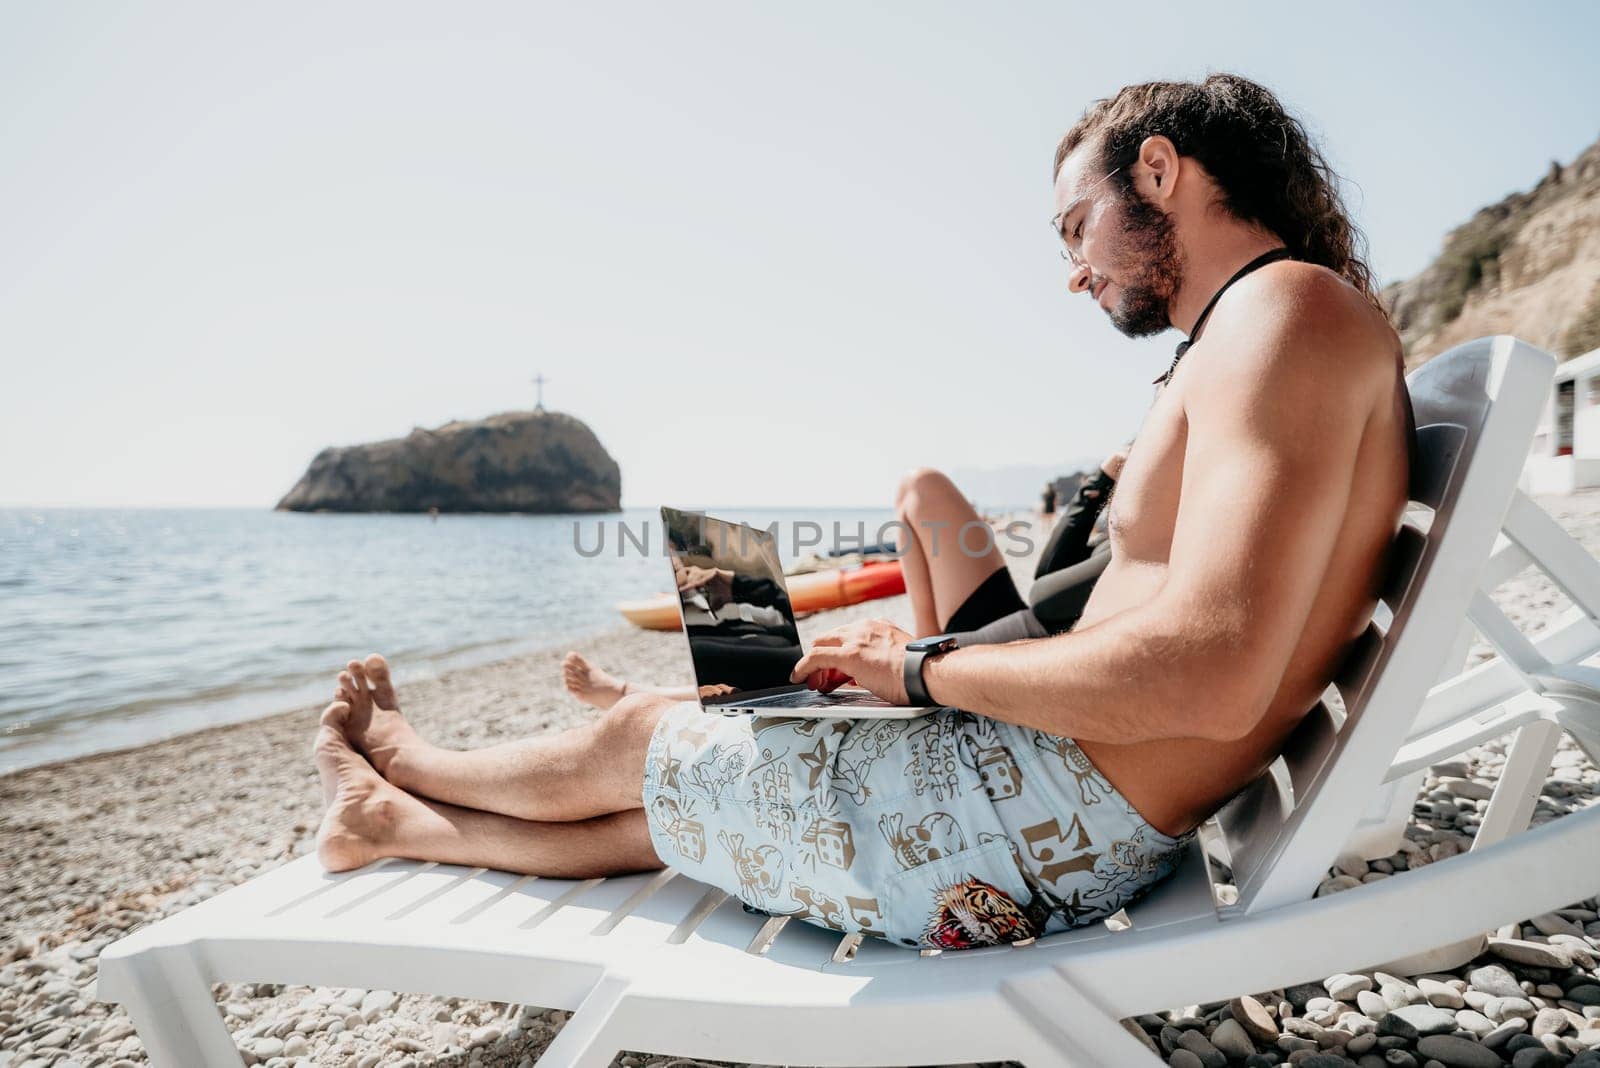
[908,636,957,653]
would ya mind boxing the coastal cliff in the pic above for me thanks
[1384,133,1600,369]
[276,409,621,513]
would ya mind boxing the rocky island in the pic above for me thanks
[276,409,621,513]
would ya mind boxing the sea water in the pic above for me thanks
[0,506,897,774]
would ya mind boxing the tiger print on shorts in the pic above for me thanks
[917,874,1048,949]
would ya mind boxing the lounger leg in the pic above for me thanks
[111,948,242,1067]
[1565,719,1600,770]
[1380,717,1563,976]
[536,975,632,1068]
[1476,718,1562,843]
[1000,974,1164,1066]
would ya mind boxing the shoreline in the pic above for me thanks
[0,618,632,781]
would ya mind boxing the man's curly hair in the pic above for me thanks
[1055,73,1383,314]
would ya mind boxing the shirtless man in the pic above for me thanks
[313,73,1415,949]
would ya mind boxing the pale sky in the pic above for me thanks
[3,2,1598,509]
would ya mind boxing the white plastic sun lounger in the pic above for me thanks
[99,337,1600,1068]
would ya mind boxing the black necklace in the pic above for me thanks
[1154,247,1293,388]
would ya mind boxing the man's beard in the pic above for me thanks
[1105,188,1183,338]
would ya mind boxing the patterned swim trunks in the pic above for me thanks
[641,702,1195,950]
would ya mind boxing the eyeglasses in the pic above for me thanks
[1051,165,1123,270]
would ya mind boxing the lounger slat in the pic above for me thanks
[1119,840,1217,932]
[1408,421,1465,509]
[759,914,858,969]
[380,866,532,927]
[1379,522,1429,612]
[371,866,487,923]
[590,869,680,936]
[446,872,537,927]
[610,871,728,942]
[278,859,430,919]
[513,877,617,934]
[515,877,606,930]
[1331,622,1385,710]
[1212,774,1290,899]
[681,894,786,956]
[1280,701,1339,801]
[666,887,729,944]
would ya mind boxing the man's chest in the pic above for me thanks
[1105,390,1189,563]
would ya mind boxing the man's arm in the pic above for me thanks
[920,274,1383,743]
[1034,457,1119,579]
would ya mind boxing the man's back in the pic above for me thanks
[1075,260,1415,837]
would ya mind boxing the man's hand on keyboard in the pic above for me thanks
[791,618,912,705]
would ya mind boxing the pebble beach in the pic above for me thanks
[5,495,1600,1068]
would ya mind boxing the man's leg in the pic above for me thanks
[335,656,672,823]
[895,468,1016,636]
[314,704,663,876]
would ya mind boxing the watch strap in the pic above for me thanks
[903,636,957,705]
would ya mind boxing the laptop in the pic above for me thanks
[661,506,934,719]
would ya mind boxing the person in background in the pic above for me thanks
[1032,446,1128,578]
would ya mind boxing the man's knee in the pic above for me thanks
[895,467,957,514]
[600,691,674,750]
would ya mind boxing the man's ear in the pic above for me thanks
[1136,135,1180,203]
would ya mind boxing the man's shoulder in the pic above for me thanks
[1189,259,1399,406]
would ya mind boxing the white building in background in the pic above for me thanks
[1523,346,1600,496]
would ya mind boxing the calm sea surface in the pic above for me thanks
[0,507,897,774]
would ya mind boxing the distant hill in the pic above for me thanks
[946,459,1102,512]
[1383,133,1600,369]
[277,409,621,514]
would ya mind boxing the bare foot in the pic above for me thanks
[314,702,412,872]
[363,653,400,710]
[334,655,424,779]
[562,651,630,710]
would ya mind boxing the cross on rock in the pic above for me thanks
[532,373,548,412]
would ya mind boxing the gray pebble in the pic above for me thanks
[1418,979,1464,1009]
[359,990,397,1021]
[1416,1034,1504,1068]
[1488,938,1574,969]
[1378,1005,1459,1039]
[1487,996,1538,1023]
[1348,1033,1379,1056]
[1329,974,1375,1002]
[1481,1017,1529,1049]
[1357,991,1389,1017]
[1176,1029,1227,1068]
[1531,1007,1569,1038]
[1467,964,1523,998]
[1510,1048,1566,1068]
[1211,1019,1256,1060]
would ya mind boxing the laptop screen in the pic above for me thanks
[661,507,803,698]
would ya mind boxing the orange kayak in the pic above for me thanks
[617,560,907,632]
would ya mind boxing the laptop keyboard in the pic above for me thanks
[732,689,891,709]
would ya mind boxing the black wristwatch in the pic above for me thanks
[903,634,959,705]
